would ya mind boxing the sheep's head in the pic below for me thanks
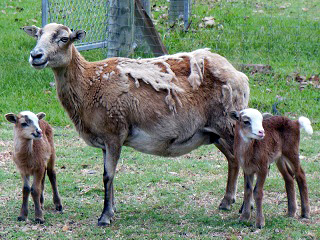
[230,108,265,141]
[22,23,86,69]
[5,111,46,140]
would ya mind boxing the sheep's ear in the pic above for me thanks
[37,112,46,120]
[229,111,240,121]
[22,25,40,38]
[70,30,86,42]
[262,112,273,120]
[5,113,17,124]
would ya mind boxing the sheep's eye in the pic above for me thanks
[60,37,69,43]
[243,120,251,125]
[21,123,28,127]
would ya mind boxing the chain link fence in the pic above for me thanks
[42,0,319,74]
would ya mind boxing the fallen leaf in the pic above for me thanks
[62,225,69,231]
[302,8,309,12]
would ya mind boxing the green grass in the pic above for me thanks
[0,124,319,239]
[0,0,320,238]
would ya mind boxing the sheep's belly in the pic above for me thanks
[124,127,211,157]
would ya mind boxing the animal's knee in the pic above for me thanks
[23,185,31,193]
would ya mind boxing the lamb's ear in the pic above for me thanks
[262,112,273,120]
[5,113,17,124]
[37,112,46,120]
[70,30,86,42]
[22,25,40,38]
[229,111,240,121]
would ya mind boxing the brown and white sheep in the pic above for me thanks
[230,108,311,228]
[23,23,250,226]
[5,111,62,223]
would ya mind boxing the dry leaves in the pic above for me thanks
[198,16,223,29]
[290,73,320,90]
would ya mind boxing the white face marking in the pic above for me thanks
[240,108,264,140]
[20,111,40,129]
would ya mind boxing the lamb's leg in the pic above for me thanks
[239,174,254,215]
[31,171,45,223]
[214,138,239,210]
[276,158,296,217]
[47,158,63,211]
[240,173,254,221]
[40,169,46,210]
[18,175,30,221]
[98,142,121,226]
[253,171,267,229]
[290,159,310,218]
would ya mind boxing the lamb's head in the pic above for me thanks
[5,111,46,140]
[23,23,86,69]
[230,108,265,141]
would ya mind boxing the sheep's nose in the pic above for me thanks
[36,128,42,135]
[30,49,44,60]
[258,130,265,137]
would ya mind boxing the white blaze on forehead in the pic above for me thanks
[20,111,40,129]
[240,108,264,134]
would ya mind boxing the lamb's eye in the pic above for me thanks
[60,37,69,43]
[21,123,28,127]
[243,120,251,125]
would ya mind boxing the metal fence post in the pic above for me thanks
[183,0,190,30]
[42,0,48,27]
[107,0,135,57]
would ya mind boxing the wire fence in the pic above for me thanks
[42,0,320,73]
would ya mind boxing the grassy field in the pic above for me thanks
[1,124,320,239]
[0,0,320,239]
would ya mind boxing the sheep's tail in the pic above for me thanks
[298,116,313,135]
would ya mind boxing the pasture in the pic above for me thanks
[0,0,319,239]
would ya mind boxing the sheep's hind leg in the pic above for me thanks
[47,163,63,211]
[18,175,31,221]
[98,142,121,226]
[214,139,239,210]
[276,158,296,217]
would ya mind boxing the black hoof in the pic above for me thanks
[56,205,63,212]
[17,216,27,221]
[35,218,45,224]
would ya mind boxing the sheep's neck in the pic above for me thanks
[234,127,255,166]
[52,45,87,130]
[14,135,33,159]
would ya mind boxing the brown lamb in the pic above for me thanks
[230,108,312,228]
[5,111,62,223]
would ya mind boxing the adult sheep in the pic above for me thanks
[23,23,250,226]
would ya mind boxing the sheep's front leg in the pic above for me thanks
[215,139,239,210]
[98,143,121,226]
[31,171,45,223]
[253,171,267,229]
[239,173,254,215]
[40,170,46,210]
[18,175,30,221]
[240,173,254,222]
